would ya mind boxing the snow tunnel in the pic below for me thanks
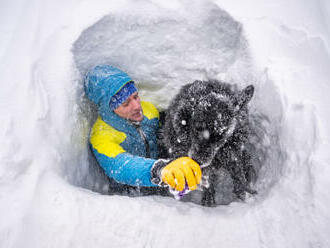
[69,0,285,205]
[2,0,329,246]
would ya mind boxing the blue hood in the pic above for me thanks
[84,65,133,107]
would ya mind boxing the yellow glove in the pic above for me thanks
[161,157,202,191]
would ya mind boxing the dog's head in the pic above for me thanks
[188,84,254,166]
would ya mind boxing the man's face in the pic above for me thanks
[114,92,143,122]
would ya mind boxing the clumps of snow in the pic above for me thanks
[202,130,210,140]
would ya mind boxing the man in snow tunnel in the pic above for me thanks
[85,65,202,195]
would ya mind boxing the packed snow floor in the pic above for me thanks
[0,0,330,247]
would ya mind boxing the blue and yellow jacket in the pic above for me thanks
[85,65,160,187]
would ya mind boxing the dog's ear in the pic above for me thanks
[237,85,254,109]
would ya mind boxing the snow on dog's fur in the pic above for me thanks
[160,80,257,206]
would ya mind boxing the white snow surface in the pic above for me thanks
[1,0,330,247]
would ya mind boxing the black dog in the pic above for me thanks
[159,80,257,206]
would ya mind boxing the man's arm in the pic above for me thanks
[90,117,158,187]
[90,116,202,190]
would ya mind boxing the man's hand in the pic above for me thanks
[161,157,202,191]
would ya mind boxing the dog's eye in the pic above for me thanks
[196,126,203,131]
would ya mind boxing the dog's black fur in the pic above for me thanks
[159,80,257,206]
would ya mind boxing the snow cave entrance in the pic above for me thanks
[71,1,285,205]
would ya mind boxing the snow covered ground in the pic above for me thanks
[1,0,330,247]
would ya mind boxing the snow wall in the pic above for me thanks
[0,0,330,247]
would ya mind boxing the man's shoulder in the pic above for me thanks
[141,101,159,120]
[91,116,126,142]
[92,116,110,131]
